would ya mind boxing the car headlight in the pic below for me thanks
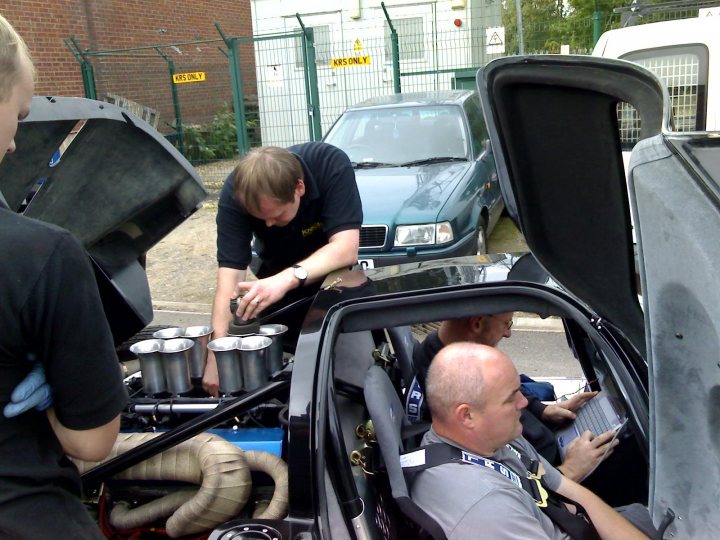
[394,222,454,247]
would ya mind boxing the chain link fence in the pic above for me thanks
[251,30,319,148]
[66,35,262,193]
[66,3,706,194]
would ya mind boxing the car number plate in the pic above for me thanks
[359,259,375,270]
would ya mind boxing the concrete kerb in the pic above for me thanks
[513,315,564,333]
[152,302,565,333]
[153,300,212,313]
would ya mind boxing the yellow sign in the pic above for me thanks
[330,55,371,69]
[353,39,363,51]
[172,71,206,84]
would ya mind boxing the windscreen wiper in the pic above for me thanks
[400,157,467,166]
[352,161,398,169]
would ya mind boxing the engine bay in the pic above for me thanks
[79,325,295,539]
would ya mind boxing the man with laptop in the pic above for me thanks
[407,343,656,539]
[556,391,627,463]
[408,312,620,482]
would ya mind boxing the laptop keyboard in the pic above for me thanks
[575,398,616,435]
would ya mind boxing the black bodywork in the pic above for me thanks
[0,96,207,345]
[79,255,651,539]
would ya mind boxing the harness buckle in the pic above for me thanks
[527,472,550,508]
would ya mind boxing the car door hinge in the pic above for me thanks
[657,507,676,538]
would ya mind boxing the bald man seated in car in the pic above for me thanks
[407,343,657,540]
[408,313,618,482]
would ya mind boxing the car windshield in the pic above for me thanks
[324,105,469,166]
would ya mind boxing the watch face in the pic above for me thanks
[294,266,308,280]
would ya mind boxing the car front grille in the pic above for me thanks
[360,225,388,248]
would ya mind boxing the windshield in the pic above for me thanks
[324,105,469,166]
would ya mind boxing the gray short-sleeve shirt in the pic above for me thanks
[410,429,568,540]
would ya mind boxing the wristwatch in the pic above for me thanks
[292,264,308,286]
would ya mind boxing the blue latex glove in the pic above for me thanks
[3,363,53,418]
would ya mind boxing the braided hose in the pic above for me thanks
[74,432,288,537]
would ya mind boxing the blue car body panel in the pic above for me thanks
[324,90,504,267]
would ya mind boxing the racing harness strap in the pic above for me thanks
[405,376,425,424]
[401,443,601,540]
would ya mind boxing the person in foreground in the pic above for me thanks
[409,342,656,540]
[409,313,618,482]
[204,142,362,395]
[0,15,127,539]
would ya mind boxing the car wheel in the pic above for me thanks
[476,221,488,255]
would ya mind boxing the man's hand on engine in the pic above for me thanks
[3,362,53,418]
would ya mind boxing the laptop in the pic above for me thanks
[556,391,627,459]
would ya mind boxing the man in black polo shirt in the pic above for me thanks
[204,142,362,395]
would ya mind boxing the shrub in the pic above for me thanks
[182,103,255,163]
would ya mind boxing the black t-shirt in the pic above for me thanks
[216,141,362,274]
[412,330,444,394]
[0,209,127,539]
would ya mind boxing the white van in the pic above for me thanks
[593,17,719,143]
[593,17,719,245]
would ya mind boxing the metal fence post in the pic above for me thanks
[156,48,184,153]
[515,0,525,54]
[592,0,603,46]
[229,38,250,155]
[80,62,97,99]
[216,24,249,156]
[298,28,314,142]
[381,3,401,94]
[306,28,322,140]
[296,16,314,141]
[296,15,322,141]
[65,37,97,99]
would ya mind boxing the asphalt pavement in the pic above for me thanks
[487,216,529,253]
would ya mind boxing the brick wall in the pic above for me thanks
[4,1,90,96]
[4,1,256,133]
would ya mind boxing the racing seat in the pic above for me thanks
[364,366,446,540]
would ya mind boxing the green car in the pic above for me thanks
[323,90,504,269]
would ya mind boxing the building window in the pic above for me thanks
[385,17,425,62]
[296,25,332,68]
